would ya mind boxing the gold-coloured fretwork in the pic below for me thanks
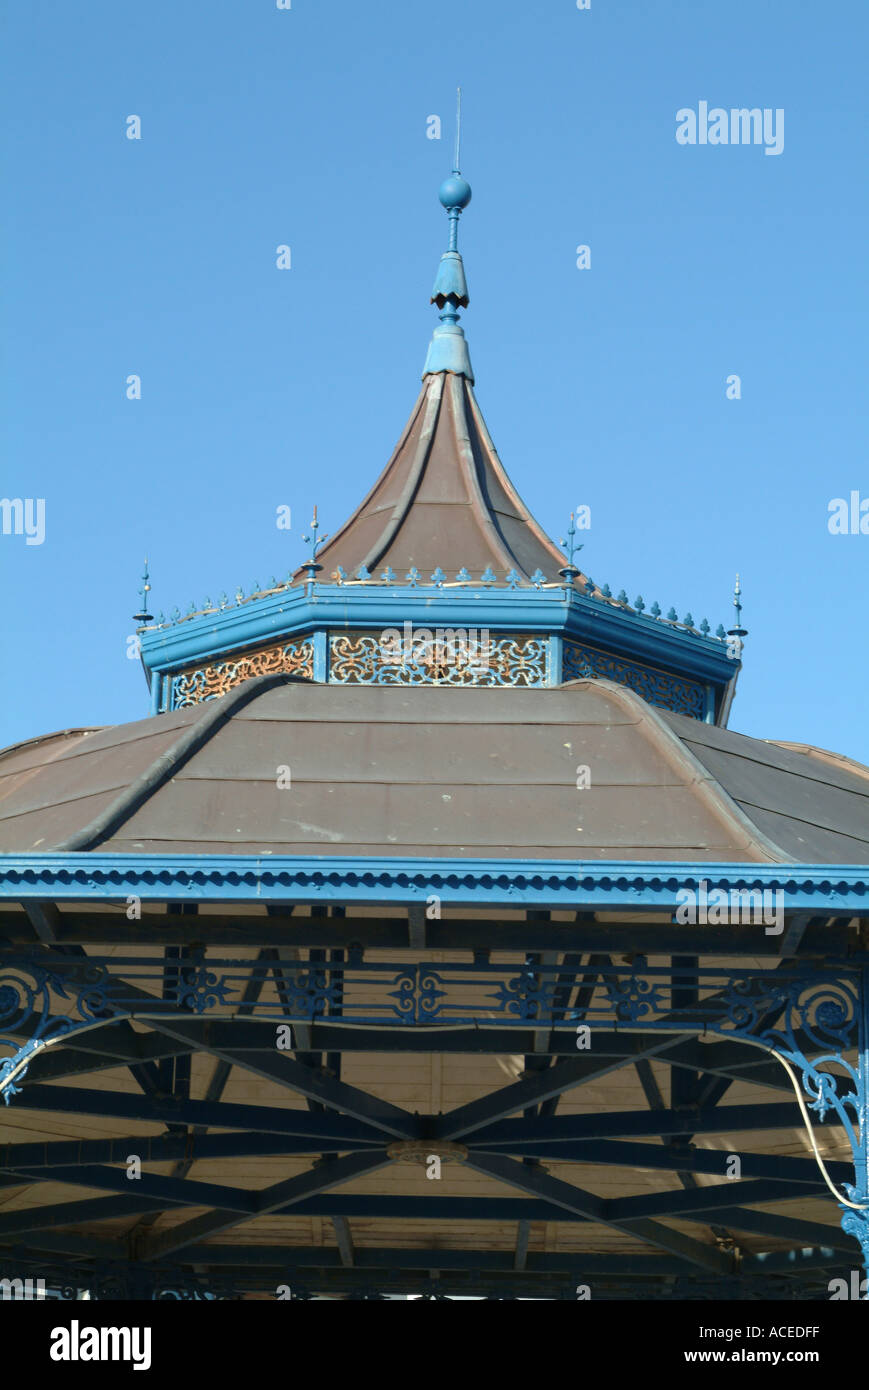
[170,638,315,708]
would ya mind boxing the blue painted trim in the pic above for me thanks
[140,585,736,690]
[149,673,162,717]
[0,854,866,911]
[547,634,562,686]
[312,629,328,683]
[703,684,715,724]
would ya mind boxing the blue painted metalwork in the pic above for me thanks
[562,639,705,718]
[140,581,734,672]
[558,513,583,580]
[727,571,749,658]
[2,947,867,1278]
[0,966,106,1102]
[0,853,867,910]
[300,507,328,578]
[149,671,163,716]
[168,637,314,709]
[422,94,474,381]
[840,964,869,1274]
[139,582,737,721]
[0,950,863,1039]
[546,632,563,685]
[328,629,548,687]
[132,559,153,625]
[311,629,328,683]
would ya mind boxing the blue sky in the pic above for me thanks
[2,0,867,762]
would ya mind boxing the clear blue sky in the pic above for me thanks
[2,0,867,763]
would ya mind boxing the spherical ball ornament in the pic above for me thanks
[438,174,472,209]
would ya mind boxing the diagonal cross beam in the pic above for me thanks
[139,1150,394,1262]
[433,1038,682,1140]
[8,1165,259,1215]
[11,1083,391,1142]
[464,1152,729,1274]
[146,1018,418,1137]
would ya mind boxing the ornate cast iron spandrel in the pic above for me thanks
[169,638,314,709]
[562,640,705,718]
[329,631,548,687]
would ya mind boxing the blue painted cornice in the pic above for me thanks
[1,854,866,913]
[139,581,738,690]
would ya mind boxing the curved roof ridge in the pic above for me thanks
[51,674,312,852]
[560,677,792,864]
[359,372,445,573]
[464,380,574,577]
[449,374,517,575]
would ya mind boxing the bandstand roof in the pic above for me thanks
[2,147,868,1306]
[0,679,867,862]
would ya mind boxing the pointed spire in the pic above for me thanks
[132,557,153,624]
[727,573,748,653]
[558,511,584,581]
[423,88,474,381]
[301,505,328,579]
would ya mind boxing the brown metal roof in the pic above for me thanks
[662,712,869,863]
[303,371,576,584]
[3,677,867,861]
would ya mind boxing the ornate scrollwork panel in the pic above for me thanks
[562,640,705,718]
[329,631,548,686]
[169,638,314,709]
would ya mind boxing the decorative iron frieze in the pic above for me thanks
[328,630,548,686]
[562,640,705,718]
[2,950,868,1267]
[168,638,314,709]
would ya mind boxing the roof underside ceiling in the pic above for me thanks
[0,921,863,1299]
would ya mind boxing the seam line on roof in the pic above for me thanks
[360,375,444,573]
[0,728,102,765]
[730,797,869,848]
[0,718,200,773]
[679,738,869,800]
[451,375,517,575]
[590,682,793,865]
[49,674,314,854]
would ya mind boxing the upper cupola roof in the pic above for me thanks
[307,370,571,584]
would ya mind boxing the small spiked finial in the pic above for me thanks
[132,558,153,624]
[558,511,584,581]
[723,572,745,636]
[301,507,329,579]
[727,573,748,655]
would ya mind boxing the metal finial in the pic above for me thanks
[133,557,153,623]
[423,100,474,380]
[300,506,329,578]
[558,512,584,581]
[728,573,748,638]
[453,87,462,174]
